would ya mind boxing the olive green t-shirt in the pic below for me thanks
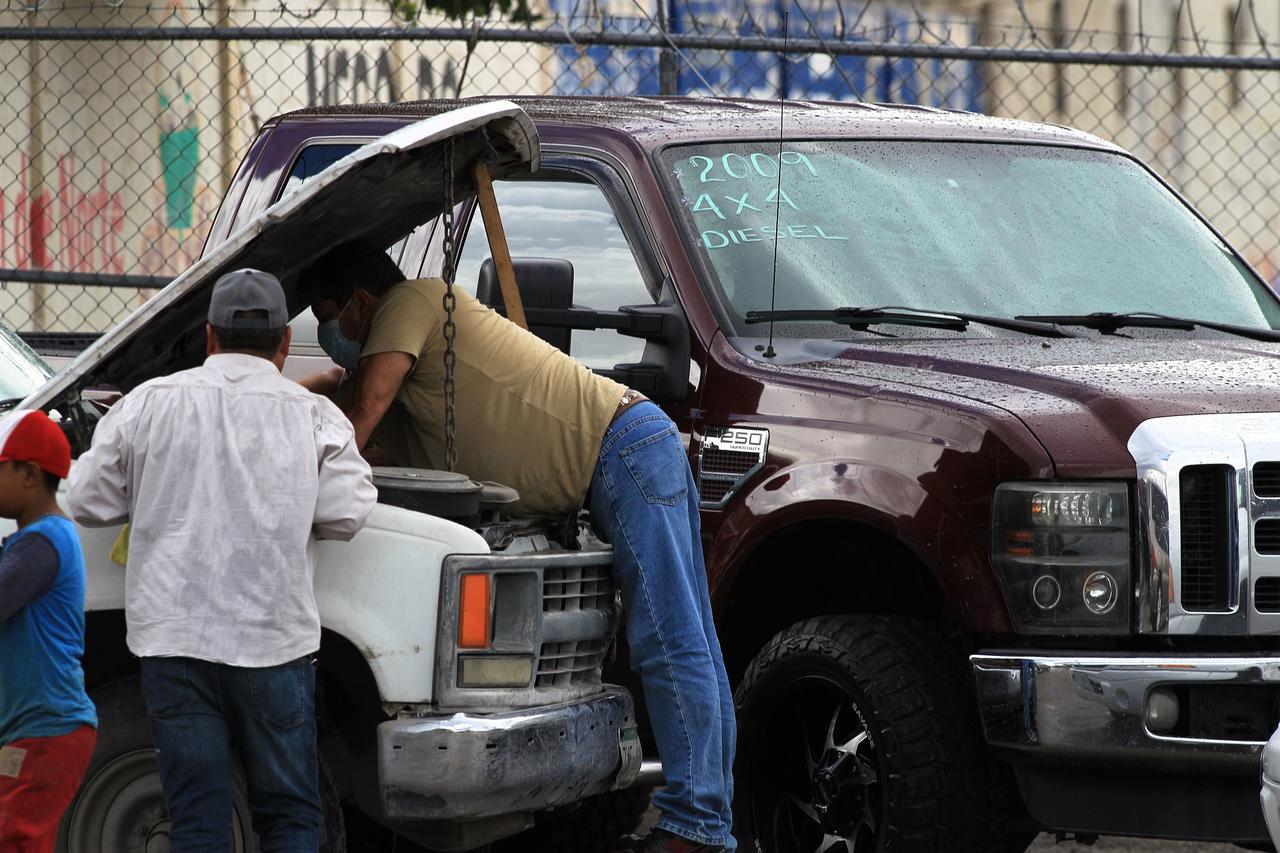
[361,278,627,515]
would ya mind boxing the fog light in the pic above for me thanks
[1031,575,1061,610]
[1146,688,1180,734]
[458,655,533,688]
[1082,571,1118,615]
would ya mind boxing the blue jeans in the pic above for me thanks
[588,402,736,848]
[139,656,322,853]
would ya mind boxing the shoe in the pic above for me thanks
[616,827,727,852]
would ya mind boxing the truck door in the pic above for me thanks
[446,153,704,456]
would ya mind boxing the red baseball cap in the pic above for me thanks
[0,409,71,479]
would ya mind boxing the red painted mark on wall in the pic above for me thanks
[0,154,126,275]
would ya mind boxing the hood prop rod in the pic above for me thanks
[473,160,529,331]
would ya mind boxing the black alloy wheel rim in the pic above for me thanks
[746,673,883,853]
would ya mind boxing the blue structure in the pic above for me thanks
[549,0,984,111]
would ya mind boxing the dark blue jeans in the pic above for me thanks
[139,655,322,853]
[588,402,736,848]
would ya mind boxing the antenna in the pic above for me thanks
[763,8,789,360]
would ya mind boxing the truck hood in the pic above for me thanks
[23,99,539,413]
[746,334,1280,477]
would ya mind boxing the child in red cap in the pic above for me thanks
[0,409,97,852]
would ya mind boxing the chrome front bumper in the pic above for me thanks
[1262,725,1280,849]
[973,653,1280,841]
[973,653,1280,762]
[377,687,640,820]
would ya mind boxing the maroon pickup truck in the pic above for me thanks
[206,97,1280,850]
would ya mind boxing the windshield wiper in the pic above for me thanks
[745,306,1075,338]
[0,397,25,413]
[1016,312,1280,343]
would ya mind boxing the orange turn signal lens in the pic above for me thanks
[458,573,491,649]
[1005,529,1034,557]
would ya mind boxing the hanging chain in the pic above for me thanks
[440,139,459,473]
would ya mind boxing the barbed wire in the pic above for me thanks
[4,0,1280,56]
[4,0,1280,336]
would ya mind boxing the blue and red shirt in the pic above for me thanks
[0,514,97,744]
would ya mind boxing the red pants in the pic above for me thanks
[0,725,97,853]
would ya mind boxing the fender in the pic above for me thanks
[708,457,1015,635]
[62,502,487,704]
[312,504,487,703]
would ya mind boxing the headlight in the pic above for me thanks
[992,482,1131,634]
[458,655,534,688]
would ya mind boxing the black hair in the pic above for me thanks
[1,460,60,496]
[297,239,406,304]
[212,309,285,356]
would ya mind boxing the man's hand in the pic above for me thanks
[361,444,398,467]
[297,366,345,397]
[345,351,415,448]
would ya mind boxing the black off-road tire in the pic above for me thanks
[734,615,1000,853]
[57,677,344,853]
[492,786,653,853]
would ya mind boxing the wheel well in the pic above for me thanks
[84,610,136,691]
[82,611,384,734]
[316,630,388,815]
[719,520,949,683]
[317,628,384,729]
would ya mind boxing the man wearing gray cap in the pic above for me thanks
[68,269,377,851]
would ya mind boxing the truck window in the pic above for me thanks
[279,141,414,348]
[281,143,358,197]
[453,179,651,371]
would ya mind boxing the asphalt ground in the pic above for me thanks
[1027,838,1240,852]
[639,805,1251,851]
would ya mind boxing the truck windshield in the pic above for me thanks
[659,141,1280,337]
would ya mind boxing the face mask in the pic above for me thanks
[317,317,361,373]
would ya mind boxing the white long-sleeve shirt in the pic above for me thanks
[67,353,377,667]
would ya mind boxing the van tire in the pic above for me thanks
[57,677,344,853]
[733,615,999,853]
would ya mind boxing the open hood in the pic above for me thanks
[24,99,539,416]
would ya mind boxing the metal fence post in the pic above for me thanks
[217,0,236,194]
[24,17,48,331]
[658,0,678,96]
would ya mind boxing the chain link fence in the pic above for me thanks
[2,0,1280,338]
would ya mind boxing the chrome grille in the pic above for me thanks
[1256,578,1280,613]
[1258,520,1280,556]
[1179,465,1233,612]
[1130,413,1280,635]
[1256,463,1280,498]
[536,638,609,688]
[543,564,613,613]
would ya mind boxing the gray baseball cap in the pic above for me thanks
[208,269,288,330]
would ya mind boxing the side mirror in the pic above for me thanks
[478,257,575,354]
[483,266,691,405]
[598,280,690,404]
